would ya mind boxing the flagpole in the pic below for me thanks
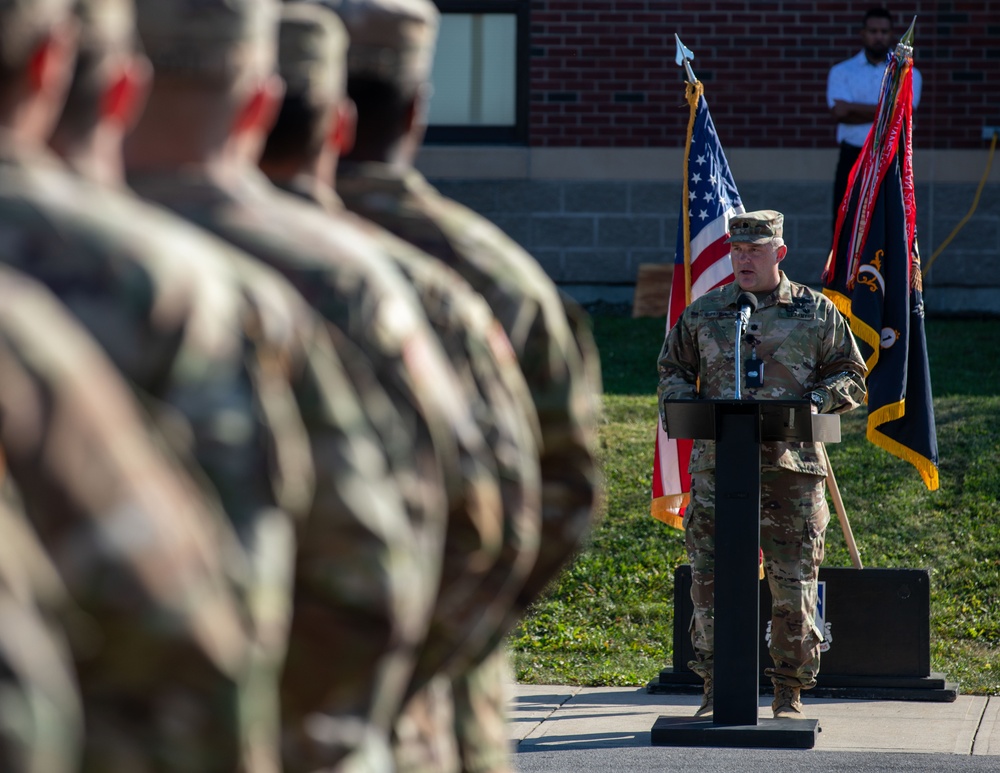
[675,34,699,306]
[821,444,863,570]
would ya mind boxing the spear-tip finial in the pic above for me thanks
[674,33,697,83]
[896,16,916,59]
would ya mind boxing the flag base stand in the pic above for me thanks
[648,565,958,703]
[651,715,819,749]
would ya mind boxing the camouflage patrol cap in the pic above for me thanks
[278,2,348,100]
[726,209,784,244]
[75,0,135,51]
[134,0,278,79]
[317,0,439,88]
[0,0,73,70]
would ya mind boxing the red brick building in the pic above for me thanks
[419,1,1000,314]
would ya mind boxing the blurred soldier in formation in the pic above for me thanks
[260,4,542,770]
[2,0,418,769]
[0,271,85,773]
[0,264,252,772]
[125,0,504,769]
[325,1,604,770]
[0,494,80,773]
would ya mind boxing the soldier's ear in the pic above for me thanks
[27,19,78,96]
[327,98,357,157]
[775,244,788,263]
[101,55,152,131]
[232,74,285,139]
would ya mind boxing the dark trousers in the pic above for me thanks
[832,141,863,232]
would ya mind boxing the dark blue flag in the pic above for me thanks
[822,42,939,490]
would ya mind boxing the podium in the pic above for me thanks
[650,399,838,749]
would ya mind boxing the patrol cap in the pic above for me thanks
[278,2,348,100]
[317,0,439,88]
[75,0,135,52]
[134,0,278,80]
[726,210,784,244]
[0,0,73,70]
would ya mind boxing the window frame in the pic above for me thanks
[425,0,529,145]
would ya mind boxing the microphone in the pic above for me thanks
[736,292,758,327]
[733,292,757,399]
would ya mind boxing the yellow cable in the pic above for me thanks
[923,130,998,276]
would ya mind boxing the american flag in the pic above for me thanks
[651,89,744,529]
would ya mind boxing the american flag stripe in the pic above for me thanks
[653,89,743,529]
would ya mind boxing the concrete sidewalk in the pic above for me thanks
[510,684,1000,757]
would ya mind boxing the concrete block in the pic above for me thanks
[929,220,998,255]
[487,214,532,250]
[563,249,632,283]
[564,182,629,213]
[493,181,563,214]
[530,249,564,280]
[925,247,1000,285]
[931,183,1000,222]
[429,179,497,213]
[597,216,662,248]
[530,216,595,249]
[629,182,682,215]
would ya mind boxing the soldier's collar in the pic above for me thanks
[722,271,792,308]
[767,272,794,306]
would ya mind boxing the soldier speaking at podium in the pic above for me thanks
[657,210,867,720]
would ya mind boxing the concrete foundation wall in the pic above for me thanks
[419,147,1000,316]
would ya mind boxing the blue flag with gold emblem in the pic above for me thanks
[822,31,939,490]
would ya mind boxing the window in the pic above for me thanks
[425,1,528,144]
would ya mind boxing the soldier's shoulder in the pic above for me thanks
[421,182,549,283]
[787,280,838,316]
[685,285,732,316]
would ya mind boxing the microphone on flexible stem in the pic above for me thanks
[736,291,758,328]
[734,292,758,399]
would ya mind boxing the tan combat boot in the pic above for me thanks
[771,684,804,719]
[694,676,713,718]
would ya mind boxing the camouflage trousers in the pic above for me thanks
[452,645,513,773]
[392,675,458,773]
[392,646,513,773]
[684,469,830,688]
[0,591,81,773]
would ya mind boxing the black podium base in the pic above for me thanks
[650,565,958,702]
[647,668,958,702]
[651,716,819,749]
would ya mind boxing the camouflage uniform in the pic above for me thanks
[329,3,602,768]
[128,4,507,770]
[0,497,81,773]
[2,2,422,769]
[127,162,505,771]
[271,0,541,701]
[336,171,603,617]
[338,165,603,772]
[657,270,866,688]
[0,265,253,771]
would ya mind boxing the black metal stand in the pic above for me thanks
[650,400,836,749]
[649,565,957,702]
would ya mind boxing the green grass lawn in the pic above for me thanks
[510,314,1000,694]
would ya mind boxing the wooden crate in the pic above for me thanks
[632,263,674,318]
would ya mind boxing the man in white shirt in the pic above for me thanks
[826,7,922,229]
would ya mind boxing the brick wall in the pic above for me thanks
[529,0,1000,149]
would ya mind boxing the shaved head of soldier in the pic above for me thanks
[0,0,79,143]
[260,1,354,185]
[319,0,439,165]
[49,0,152,186]
[126,0,284,171]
